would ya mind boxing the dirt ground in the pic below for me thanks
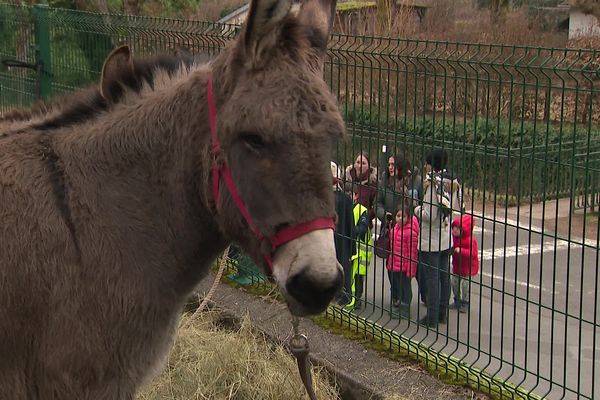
[194,276,491,400]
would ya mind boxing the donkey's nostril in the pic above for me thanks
[286,268,343,315]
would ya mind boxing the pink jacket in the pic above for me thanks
[452,215,480,276]
[387,216,419,277]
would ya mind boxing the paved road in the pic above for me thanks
[353,212,600,400]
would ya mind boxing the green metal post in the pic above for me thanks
[33,4,52,99]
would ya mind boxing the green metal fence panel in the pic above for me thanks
[0,4,36,113]
[0,3,239,106]
[324,33,600,400]
[33,4,52,99]
[1,4,599,400]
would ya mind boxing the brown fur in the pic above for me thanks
[0,1,344,399]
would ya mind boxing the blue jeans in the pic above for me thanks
[419,249,451,324]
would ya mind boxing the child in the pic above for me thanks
[450,215,479,313]
[349,188,372,310]
[387,199,419,318]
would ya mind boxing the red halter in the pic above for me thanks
[207,78,335,274]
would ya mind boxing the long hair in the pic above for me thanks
[396,196,413,220]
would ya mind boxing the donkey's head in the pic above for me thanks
[210,0,344,316]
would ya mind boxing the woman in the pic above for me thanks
[345,152,378,211]
[344,152,377,309]
[376,152,418,315]
[413,148,462,328]
[376,152,411,224]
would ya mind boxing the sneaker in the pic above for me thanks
[392,299,401,308]
[336,298,350,307]
[448,302,461,310]
[342,297,355,309]
[459,303,468,314]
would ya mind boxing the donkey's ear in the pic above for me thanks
[100,45,134,102]
[297,0,337,55]
[242,0,293,68]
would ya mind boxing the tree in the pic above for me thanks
[376,0,393,34]
[490,0,511,24]
[123,0,141,15]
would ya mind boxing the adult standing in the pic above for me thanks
[413,148,462,328]
[376,151,421,316]
[376,151,421,223]
[331,161,355,307]
[344,152,377,309]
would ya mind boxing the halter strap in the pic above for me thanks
[271,218,336,249]
[206,78,334,274]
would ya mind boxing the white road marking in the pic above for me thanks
[477,240,574,293]
[472,212,598,248]
[480,240,573,262]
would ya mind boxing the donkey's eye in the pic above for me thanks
[241,133,266,151]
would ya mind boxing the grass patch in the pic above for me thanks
[137,312,339,400]
[318,306,543,400]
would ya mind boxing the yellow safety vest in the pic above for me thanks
[351,203,373,276]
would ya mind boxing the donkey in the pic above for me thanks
[0,0,344,398]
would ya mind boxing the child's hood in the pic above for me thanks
[452,215,474,239]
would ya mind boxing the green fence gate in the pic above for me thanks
[1,4,599,400]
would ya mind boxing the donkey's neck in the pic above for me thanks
[55,66,226,294]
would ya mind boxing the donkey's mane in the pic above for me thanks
[0,52,207,133]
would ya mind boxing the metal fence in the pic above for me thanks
[1,4,599,400]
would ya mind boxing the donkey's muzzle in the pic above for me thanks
[271,228,342,316]
[286,264,343,316]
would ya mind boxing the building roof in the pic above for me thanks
[337,2,376,12]
[218,0,433,24]
[217,1,303,24]
[217,4,249,25]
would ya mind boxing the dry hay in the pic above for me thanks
[137,312,340,400]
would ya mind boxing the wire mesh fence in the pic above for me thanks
[1,3,599,399]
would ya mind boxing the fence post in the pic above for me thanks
[33,4,52,99]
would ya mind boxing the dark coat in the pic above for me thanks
[334,189,356,267]
[376,171,406,222]
[334,189,355,301]
[376,169,424,223]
